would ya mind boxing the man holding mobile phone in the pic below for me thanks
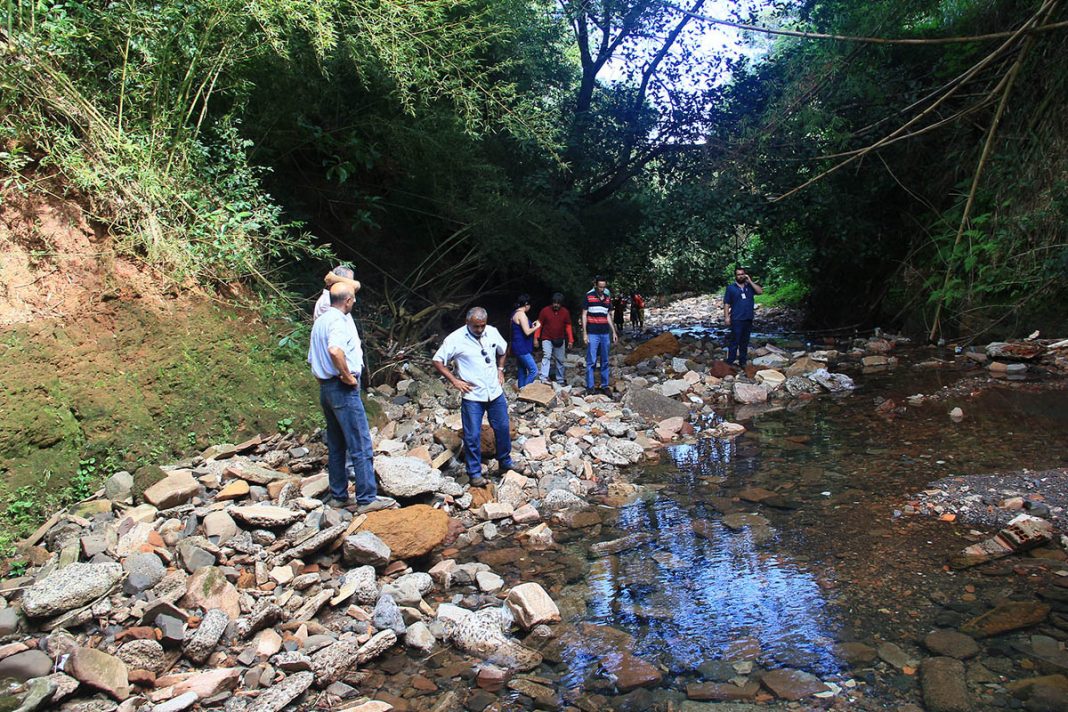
[723,266,763,368]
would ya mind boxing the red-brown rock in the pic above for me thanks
[625,333,681,366]
[358,505,449,560]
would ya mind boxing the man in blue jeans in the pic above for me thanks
[432,307,516,488]
[308,283,396,513]
[723,266,764,367]
[581,276,618,395]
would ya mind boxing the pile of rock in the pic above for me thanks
[0,434,570,711]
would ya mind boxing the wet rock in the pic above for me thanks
[341,531,391,567]
[142,470,199,509]
[181,566,240,619]
[622,388,689,421]
[229,505,303,528]
[606,652,662,692]
[961,601,1051,638]
[508,677,557,707]
[183,608,230,664]
[374,456,443,498]
[0,650,53,681]
[835,641,877,666]
[506,583,560,630]
[686,680,761,701]
[760,668,829,700]
[720,513,770,530]
[877,641,918,670]
[22,562,122,617]
[986,341,1044,360]
[249,670,314,711]
[924,630,980,659]
[67,647,130,700]
[359,504,448,559]
[921,657,971,712]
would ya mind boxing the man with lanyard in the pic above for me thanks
[723,266,764,367]
[433,307,517,488]
[308,283,396,513]
[581,276,618,395]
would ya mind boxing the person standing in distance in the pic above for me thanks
[723,266,763,367]
[308,283,396,513]
[432,307,517,488]
[534,292,574,384]
[581,276,617,395]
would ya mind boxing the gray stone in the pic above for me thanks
[0,606,23,636]
[203,511,238,544]
[341,531,391,567]
[116,639,166,674]
[13,675,55,712]
[341,566,379,606]
[121,552,166,596]
[248,671,314,711]
[275,524,346,564]
[542,489,587,511]
[235,604,283,639]
[373,594,406,635]
[22,562,122,617]
[374,456,443,498]
[0,650,53,681]
[590,438,643,465]
[405,621,436,653]
[622,387,690,421]
[183,608,230,664]
[922,657,971,712]
[229,505,303,528]
[151,691,199,712]
[104,471,134,503]
[177,541,216,573]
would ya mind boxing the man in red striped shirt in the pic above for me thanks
[581,276,617,394]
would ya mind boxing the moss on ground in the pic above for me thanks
[0,298,319,547]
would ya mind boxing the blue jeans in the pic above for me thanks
[320,379,377,504]
[586,332,611,389]
[728,319,753,366]
[516,352,538,388]
[460,394,513,477]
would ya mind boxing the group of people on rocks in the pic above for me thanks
[306,264,761,505]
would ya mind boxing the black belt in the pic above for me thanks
[318,376,358,384]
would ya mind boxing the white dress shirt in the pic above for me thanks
[308,307,363,380]
[433,325,506,402]
[313,289,331,320]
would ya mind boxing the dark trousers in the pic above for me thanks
[320,379,377,503]
[728,319,753,366]
[460,394,513,477]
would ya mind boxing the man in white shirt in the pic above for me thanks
[308,283,395,513]
[432,307,516,488]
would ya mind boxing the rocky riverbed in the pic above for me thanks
[1,297,1067,711]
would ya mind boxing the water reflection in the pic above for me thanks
[561,432,843,692]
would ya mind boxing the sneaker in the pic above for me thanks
[498,459,517,472]
[327,497,352,509]
[468,475,488,488]
[355,496,398,514]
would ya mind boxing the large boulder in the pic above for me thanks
[22,562,123,618]
[625,332,681,366]
[359,504,449,559]
[374,457,443,498]
[622,388,689,421]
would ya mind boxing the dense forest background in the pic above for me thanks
[3,0,1067,345]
